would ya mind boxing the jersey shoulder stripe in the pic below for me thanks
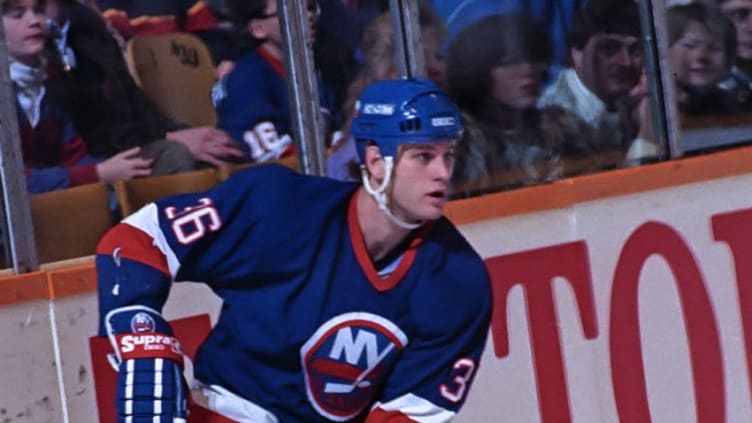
[99,203,182,278]
[97,218,171,277]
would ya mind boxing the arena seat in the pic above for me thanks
[115,168,220,217]
[126,32,217,127]
[29,182,114,264]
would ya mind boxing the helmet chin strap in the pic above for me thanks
[361,156,423,230]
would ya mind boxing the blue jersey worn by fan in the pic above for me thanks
[211,0,338,163]
[96,77,492,423]
[212,47,336,162]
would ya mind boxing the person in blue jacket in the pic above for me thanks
[96,77,492,422]
[212,0,338,163]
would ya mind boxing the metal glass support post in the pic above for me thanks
[389,0,424,78]
[278,0,328,176]
[638,0,683,159]
[0,19,38,272]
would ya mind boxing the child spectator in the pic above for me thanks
[3,0,150,194]
[212,0,338,163]
[446,13,599,196]
[667,2,742,114]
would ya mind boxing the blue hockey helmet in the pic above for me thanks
[351,77,462,162]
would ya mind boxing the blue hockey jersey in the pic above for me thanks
[96,164,492,422]
[212,48,338,163]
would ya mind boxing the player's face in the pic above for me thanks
[721,0,752,59]
[2,0,46,66]
[388,141,455,222]
[572,33,643,106]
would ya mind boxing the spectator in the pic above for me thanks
[667,2,740,114]
[213,0,373,118]
[446,13,598,196]
[3,0,151,194]
[435,0,586,84]
[327,2,447,181]
[212,0,339,163]
[715,0,752,105]
[46,0,243,171]
[538,0,644,156]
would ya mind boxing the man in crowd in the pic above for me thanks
[539,0,644,154]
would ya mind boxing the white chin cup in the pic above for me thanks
[361,156,423,230]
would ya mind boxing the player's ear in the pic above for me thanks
[364,144,386,180]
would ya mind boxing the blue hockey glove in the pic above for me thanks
[106,305,188,423]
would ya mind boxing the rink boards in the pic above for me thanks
[5,146,752,422]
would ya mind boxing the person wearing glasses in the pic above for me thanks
[212,0,339,163]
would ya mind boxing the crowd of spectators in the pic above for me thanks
[4,0,752,204]
[446,13,597,195]
[435,0,752,195]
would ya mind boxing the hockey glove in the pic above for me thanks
[106,305,188,423]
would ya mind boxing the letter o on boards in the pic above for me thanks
[609,221,724,423]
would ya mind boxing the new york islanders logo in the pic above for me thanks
[301,312,408,421]
[130,312,155,333]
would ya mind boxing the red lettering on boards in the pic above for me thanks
[485,219,730,423]
[610,221,723,423]
[485,241,597,423]
[713,209,752,410]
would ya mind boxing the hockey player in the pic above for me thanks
[96,77,492,423]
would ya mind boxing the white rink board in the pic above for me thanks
[2,171,752,422]
[455,173,752,423]
[51,292,100,423]
[0,300,63,422]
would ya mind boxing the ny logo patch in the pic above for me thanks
[301,312,408,421]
